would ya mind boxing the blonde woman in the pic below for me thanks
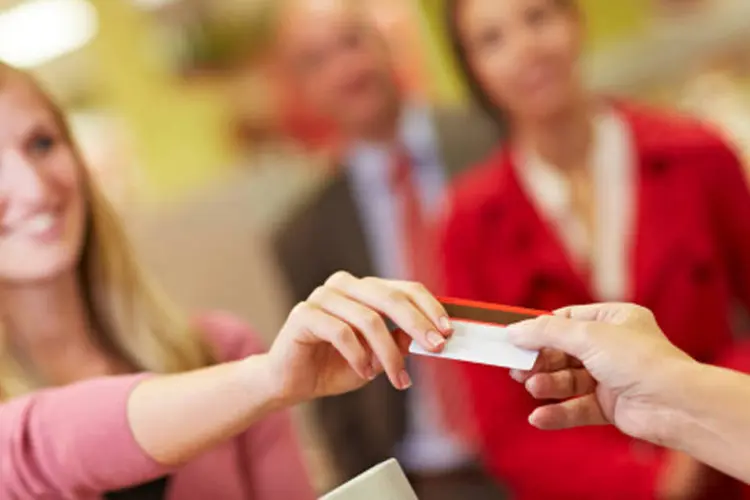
[0,63,452,499]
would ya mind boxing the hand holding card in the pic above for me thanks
[409,298,546,370]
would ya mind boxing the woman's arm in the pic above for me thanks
[126,354,286,466]
[0,273,452,498]
[0,356,292,498]
[198,313,317,500]
[663,363,750,485]
[1,374,168,497]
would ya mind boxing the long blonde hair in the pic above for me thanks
[0,65,215,400]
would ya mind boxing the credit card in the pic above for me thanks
[408,298,546,370]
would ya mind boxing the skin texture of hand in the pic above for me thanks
[505,302,750,485]
[505,303,696,446]
[266,271,452,405]
[126,272,449,466]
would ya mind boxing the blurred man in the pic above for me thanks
[271,1,502,498]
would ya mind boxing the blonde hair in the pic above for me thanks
[0,64,215,399]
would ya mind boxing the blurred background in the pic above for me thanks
[9,0,750,493]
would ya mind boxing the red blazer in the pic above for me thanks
[441,101,750,500]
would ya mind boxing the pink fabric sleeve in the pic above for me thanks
[0,374,171,499]
[196,313,316,500]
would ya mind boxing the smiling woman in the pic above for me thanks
[0,64,212,396]
[0,62,310,499]
[0,60,453,500]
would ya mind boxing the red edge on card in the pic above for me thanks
[437,296,549,318]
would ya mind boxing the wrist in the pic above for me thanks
[649,358,705,450]
[239,354,296,414]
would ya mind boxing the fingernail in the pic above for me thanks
[439,316,453,333]
[426,330,446,349]
[398,370,412,390]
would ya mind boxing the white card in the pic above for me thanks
[409,320,539,370]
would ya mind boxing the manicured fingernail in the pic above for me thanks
[426,330,445,349]
[398,370,412,390]
[439,316,452,333]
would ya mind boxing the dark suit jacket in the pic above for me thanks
[272,105,500,481]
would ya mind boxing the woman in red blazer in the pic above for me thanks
[441,0,750,499]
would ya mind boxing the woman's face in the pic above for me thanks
[0,73,86,284]
[457,0,583,122]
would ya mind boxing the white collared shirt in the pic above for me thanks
[517,108,636,300]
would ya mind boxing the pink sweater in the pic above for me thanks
[0,313,317,500]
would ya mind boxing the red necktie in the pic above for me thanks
[389,148,480,451]
[389,148,434,284]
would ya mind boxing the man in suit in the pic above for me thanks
[272,1,502,498]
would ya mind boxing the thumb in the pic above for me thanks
[556,302,655,327]
[506,314,601,360]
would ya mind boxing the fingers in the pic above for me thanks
[528,394,608,430]
[555,303,656,328]
[325,272,449,353]
[308,286,409,389]
[388,280,453,334]
[509,348,583,383]
[505,315,599,360]
[289,302,371,380]
[524,369,597,400]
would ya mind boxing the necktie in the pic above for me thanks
[389,148,434,284]
[389,148,480,453]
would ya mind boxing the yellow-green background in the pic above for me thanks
[88,0,653,201]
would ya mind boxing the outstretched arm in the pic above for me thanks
[507,303,750,485]
[1,273,452,498]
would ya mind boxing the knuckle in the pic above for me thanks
[634,306,656,323]
[362,310,384,330]
[332,324,353,343]
[406,281,427,294]
[326,271,353,287]
[361,276,379,286]
[385,289,407,304]
[291,301,312,317]
[308,286,328,302]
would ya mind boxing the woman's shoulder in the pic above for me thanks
[449,146,511,209]
[616,100,733,154]
[192,312,268,363]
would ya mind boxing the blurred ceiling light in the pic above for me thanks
[0,0,98,68]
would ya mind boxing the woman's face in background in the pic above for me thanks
[457,0,583,122]
[0,73,86,284]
